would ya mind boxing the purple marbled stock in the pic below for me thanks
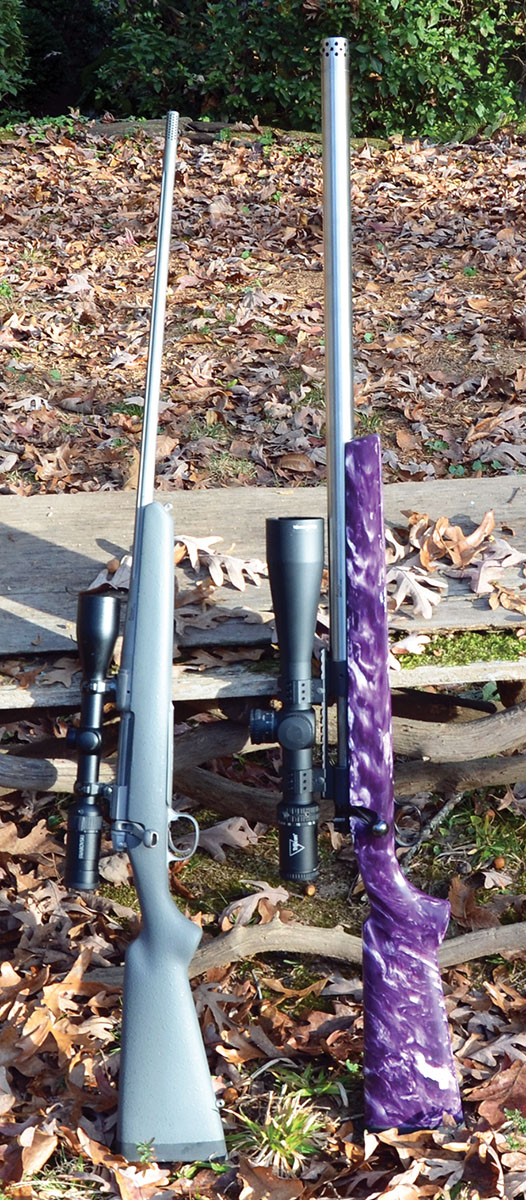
[345,434,462,1131]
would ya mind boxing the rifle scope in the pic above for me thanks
[65,590,120,891]
[251,517,324,882]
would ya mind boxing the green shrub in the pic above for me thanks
[345,0,524,138]
[87,0,526,138]
[90,3,201,117]
[0,0,27,105]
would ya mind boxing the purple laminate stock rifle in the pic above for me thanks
[251,38,463,1131]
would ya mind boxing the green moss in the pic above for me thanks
[181,825,363,934]
[396,629,526,670]
[98,882,140,911]
[208,452,258,483]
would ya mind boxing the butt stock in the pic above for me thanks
[346,435,462,1129]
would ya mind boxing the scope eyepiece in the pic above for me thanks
[278,800,319,883]
[65,797,103,891]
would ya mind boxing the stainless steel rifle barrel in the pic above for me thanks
[136,110,179,512]
[321,38,353,755]
[122,111,178,664]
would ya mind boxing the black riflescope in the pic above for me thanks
[251,517,324,882]
[65,590,120,891]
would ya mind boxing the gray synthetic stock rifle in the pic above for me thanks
[64,113,226,1163]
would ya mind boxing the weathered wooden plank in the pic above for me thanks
[0,476,523,659]
[392,659,526,690]
[2,650,526,713]
[0,659,278,711]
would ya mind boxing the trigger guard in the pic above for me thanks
[393,801,422,848]
[168,810,199,861]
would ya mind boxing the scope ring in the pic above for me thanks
[393,800,423,847]
[168,811,200,861]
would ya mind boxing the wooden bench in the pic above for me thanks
[2,475,526,801]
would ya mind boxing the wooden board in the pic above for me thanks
[0,476,524,652]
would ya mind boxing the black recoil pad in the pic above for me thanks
[65,590,120,891]
[265,517,324,883]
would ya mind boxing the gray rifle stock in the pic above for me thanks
[114,502,225,1161]
[65,112,226,1164]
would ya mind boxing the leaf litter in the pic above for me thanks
[1,120,526,1195]
[0,780,524,1197]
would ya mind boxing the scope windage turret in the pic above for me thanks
[65,590,120,891]
[252,517,324,883]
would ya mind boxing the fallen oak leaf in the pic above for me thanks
[501,1150,526,1169]
[418,515,457,571]
[385,526,408,563]
[465,557,519,595]
[98,852,130,885]
[461,1131,505,1198]
[174,533,267,590]
[443,509,495,567]
[69,1123,172,1196]
[191,981,243,1031]
[448,876,500,931]
[40,657,82,687]
[113,1160,173,1199]
[238,1156,304,1200]
[386,562,447,619]
[259,976,328,1002]
[87,553,132,592]
[278,451,316,474]
[197,817,261,863]
[469,1029,526,1067]
[489,584,526,616]
[216,1028,264,1066]
[405,509,496,570]
[173,602,228,637]
[173,533,223,570]
[468,1058,526,1128]
[390,634,431,656]
[445,538,525,594]
[0,818,61,861]
[18,1127,58,1178]
[480,868,514,890]
[219,880,289,930]
[213,553,267,591]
